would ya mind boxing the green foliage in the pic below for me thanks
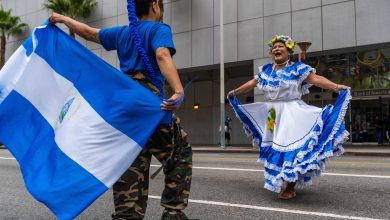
[44,0,97,20]
[0,6,27,68]
[267,108,276,133]
[0,6,27,38]
[268,108,276,120]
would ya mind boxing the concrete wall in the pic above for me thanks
[5,0,390,68]
[163,0,390,69]
[1,0,130,68]
[2,0,390,145]
[175,70,253,145]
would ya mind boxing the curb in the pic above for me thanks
[343,152,390,157]
[193,148,258,154]
[191,148,390,157]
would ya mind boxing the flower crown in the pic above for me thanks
[267,35,296,55]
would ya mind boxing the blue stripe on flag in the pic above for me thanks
[22,36,33,56]
[0,91,108,219]
[23,24,168,147]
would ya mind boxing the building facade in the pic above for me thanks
[2,0,390,145]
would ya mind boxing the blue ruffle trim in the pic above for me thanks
[257,62,315,95]
[229,89,351,193]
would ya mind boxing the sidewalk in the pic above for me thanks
[191,144,390,157]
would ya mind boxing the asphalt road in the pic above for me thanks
[1,149,390,220]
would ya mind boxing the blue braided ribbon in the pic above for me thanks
[127,0,186,106]
[127,0,162,91]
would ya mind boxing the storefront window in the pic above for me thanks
[304,48,390,144]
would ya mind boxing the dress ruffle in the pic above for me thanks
[229,89,351,193]
[257,62,315,96]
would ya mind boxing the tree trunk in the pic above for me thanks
[69,29,75,38]
[0,36,6,70]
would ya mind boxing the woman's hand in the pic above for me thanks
[227,90,236,99]
[226,79,257,99]
[334,84,351,93]
[161,92,182,110]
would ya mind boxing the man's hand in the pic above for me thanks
[161,92,182,110]
[49,12,67,24]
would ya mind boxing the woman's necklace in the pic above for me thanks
[268,60,290,100]
[274,59,290,67]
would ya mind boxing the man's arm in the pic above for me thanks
[49,13,100,43]
[155,47,184,110]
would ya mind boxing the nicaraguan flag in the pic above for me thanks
[0,24,169,219]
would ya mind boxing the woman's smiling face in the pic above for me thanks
[271,41,290,64]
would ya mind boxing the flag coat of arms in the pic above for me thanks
[0,24,169,219]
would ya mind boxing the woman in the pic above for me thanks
[227,35,351,199]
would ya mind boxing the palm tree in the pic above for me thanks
[44,0,97,37]
[0,7,27,69]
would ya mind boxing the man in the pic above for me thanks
[374,116,383,145]
[384,117,390,144]
[49,0,192,219]
[225,116,232,146]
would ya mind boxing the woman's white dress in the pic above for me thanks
[229,62,351,193]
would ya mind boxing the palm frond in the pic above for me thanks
[44,0,71,16]
[0,6,27,38]
[44,0,97,20]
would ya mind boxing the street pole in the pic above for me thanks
[219,0,225,148]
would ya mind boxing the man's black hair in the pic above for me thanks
[135,0,163,17]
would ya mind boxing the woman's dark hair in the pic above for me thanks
[127,0,166,99]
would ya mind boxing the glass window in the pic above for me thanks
[303,48,390,143]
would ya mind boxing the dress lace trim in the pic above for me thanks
[229,89,352,193]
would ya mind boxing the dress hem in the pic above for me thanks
[229,89,351,193]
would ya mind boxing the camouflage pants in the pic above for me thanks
[112,78,193,220]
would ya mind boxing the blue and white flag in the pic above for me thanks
[0,24,169,219]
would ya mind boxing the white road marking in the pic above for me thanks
[0,157,15,160]
[323,172,390,179]
[2,158,390,179]
[151,165,390,179]
[149,195,384,220]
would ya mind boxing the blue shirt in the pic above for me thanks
[98,21,176,85]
